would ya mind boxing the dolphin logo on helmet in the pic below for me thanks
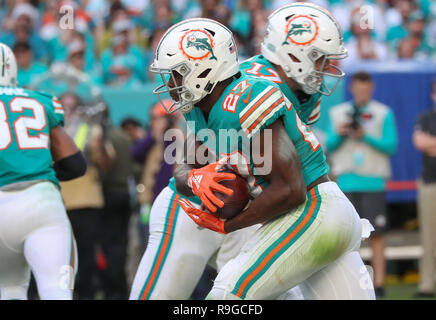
[283,15,319,46]
[186,36,217,60]
[150,18,239,114]
[180,29,217,61]
[261,3,347,96]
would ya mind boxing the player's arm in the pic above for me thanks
[179,119,306,233]
[174,133,236,213]
[174,136,203,197]
[50,126,87,181]
[224,120,306,232]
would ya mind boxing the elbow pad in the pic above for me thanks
[54,151,87,181]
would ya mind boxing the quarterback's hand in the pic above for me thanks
[179,198,227,234]
[187,157,235,213]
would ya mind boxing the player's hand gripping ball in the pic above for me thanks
[181,161,252,234]
[179,168,251,234]
[211,166,251,219]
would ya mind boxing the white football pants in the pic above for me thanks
[207,182,375,300]
[0,182,77,300]
[129,186,262,300]
[129,187,308,300]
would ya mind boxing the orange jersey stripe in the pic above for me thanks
[140,194,180,300]
[246,97,284,134]
[235,188,318,297]
[308,111,320,121]
[240,87,278,124]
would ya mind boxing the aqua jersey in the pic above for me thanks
[240,55,322,125]
[0,87,64,189]
[168,72,328,199]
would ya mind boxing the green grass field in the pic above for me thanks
[382,284,436,300]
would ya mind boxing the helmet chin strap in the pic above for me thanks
[179,92,196,113]
[180,103,194,113]
[302,72,322,95]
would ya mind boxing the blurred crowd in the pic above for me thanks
[0,0,435,91]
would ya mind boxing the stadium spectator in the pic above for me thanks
[341,6,389,69]
[97,114,135,300]
[426,1,436,50]
[39,0,95,43]
[60,92,107,300]
[66,38,102,85]
[121,117,146,142]
[405,10,435,60]
[395,10,435,61]
[200,0,231,26]
[97,2,147,55]
[120,117,148,288]
[397,36,418,59]
[272,0,329,11]
[13,41,47,88]
[140,0,173,37]
[100,12,146,88]
[38,0,60,41]
[49,28,97,75]
[229,0,267,56]
[149,0,176,33]
[144,26,169,82]
[386,0,417,43]
[412,79,436,298]
[81,0,110,29]
[36,34,102,95]
[386,6,435,60]
[326,71,398,298]
[331,0,387,43]
[231,31,249,62]
[0,2,50,64]
[130,101,180,220]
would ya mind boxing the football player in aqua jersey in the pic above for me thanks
[129,19,276,301]
[241,2,348,125]
[0,43,86,300]
[130,5,375,301]
[166,9,375,300]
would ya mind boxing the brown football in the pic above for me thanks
[212,167,251,219]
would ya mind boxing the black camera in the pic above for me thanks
[348,104,363,130]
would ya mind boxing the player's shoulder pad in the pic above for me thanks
[238,56,256,68]
[31,90,65,115]
[235,75,283,107]
[236,76,286,139]
[34,90,55,100]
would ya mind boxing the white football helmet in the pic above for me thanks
[150,18,239,113]
[0,43,18,87]
[261,3,347,96]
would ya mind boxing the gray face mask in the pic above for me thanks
[301,50,347,96]
[150,62,195,114]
